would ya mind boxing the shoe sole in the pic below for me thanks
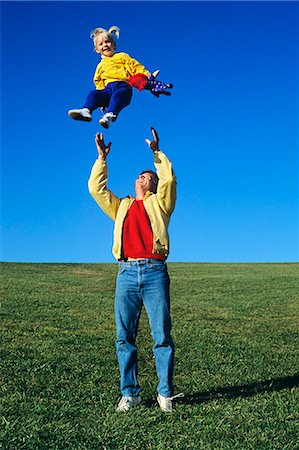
[68,112,92,122]
[99,120,109,129]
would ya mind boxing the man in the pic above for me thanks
[88,128,182,412]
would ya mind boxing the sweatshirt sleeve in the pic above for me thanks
[124,53,150,77]
[88,159,121,221]
[154,150,177,216]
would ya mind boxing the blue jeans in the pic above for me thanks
[84,81,132,117]
[114,259,174,397]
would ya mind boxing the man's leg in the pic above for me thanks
[142,260,175,397]
[114,263,142,397]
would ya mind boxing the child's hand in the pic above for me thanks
[95,133,112,160]
[145,127,160,153]
[145,70,173,97]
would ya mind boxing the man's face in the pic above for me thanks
[135,172,155,194]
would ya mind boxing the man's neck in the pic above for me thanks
[135,192,145,201]
[135,187,147,201]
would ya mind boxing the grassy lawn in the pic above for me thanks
[1,262,298,449]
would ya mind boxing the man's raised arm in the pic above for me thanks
[88,133,121,221]
[145,127,177,215]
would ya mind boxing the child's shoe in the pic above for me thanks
[99,112,116,129]
[68,108,92,122]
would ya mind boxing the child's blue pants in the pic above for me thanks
[84,81,133,118]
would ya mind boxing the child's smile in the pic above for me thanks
[95,36,115,57]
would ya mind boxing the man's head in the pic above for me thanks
[135,170,159,195]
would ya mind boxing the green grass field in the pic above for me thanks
[1,262,298,449]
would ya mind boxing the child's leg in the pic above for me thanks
[84,89,110,112]
[106,82,133,119]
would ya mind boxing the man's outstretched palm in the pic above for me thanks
[95,133,112,160]
[145,127,160,152]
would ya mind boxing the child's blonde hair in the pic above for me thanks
[90,26,120,49]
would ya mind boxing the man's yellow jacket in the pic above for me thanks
[88,150,177,260]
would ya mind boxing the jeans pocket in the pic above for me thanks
[147,261,166,271]
[118,264,127,275]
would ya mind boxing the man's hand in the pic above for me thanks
[95,133,112,161]
[145,127,160,153]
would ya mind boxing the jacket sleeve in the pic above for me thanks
[88,159,121,221]
[154,150,177,216]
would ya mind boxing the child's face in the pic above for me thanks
[94,35,115,57]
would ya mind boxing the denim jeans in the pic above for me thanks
[114,259,175,397]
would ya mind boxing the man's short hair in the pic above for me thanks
[140,170,159,193]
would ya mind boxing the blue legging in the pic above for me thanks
[84,81,133,118]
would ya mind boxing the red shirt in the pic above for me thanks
[122,200,165,260]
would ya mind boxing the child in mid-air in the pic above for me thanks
[68,26,172,129]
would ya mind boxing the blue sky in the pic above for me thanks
[1,1,298,263]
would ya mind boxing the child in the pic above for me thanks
[68,26,172,129]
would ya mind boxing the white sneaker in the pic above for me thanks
[68,108,92,122]
[157,393,184,413]
[116,396,141,412]
[99,112,116,129]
